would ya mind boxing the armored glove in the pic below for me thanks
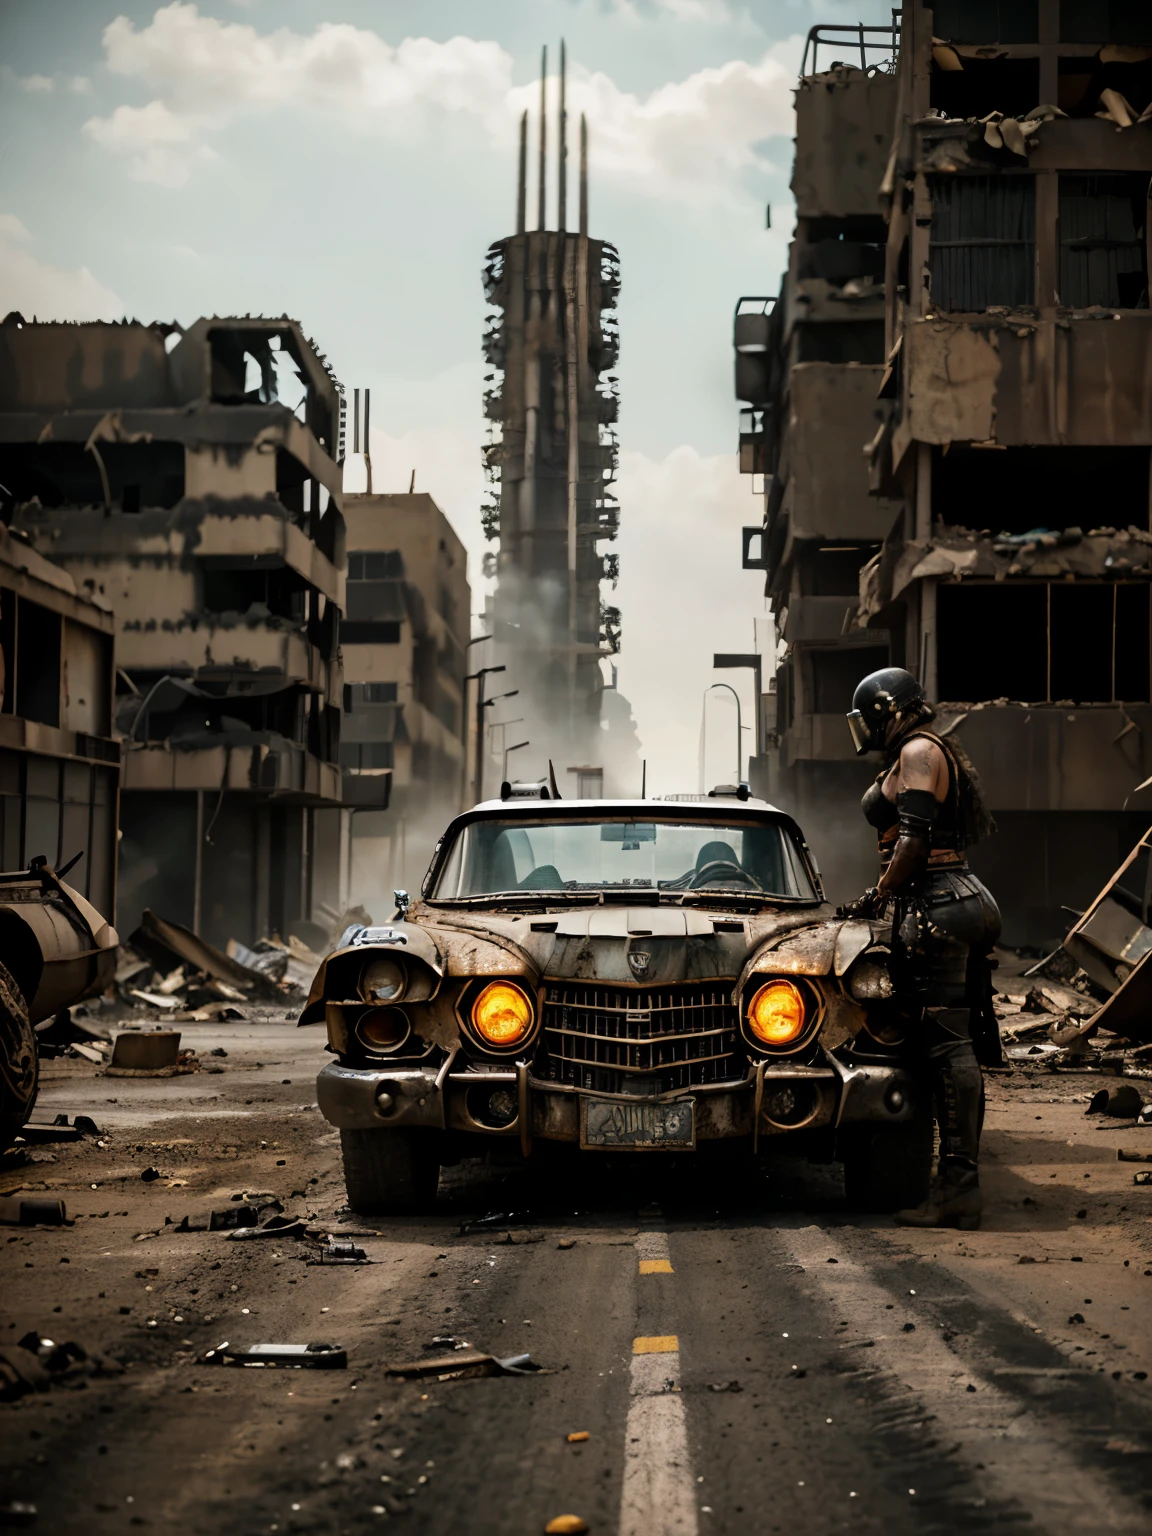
[836,886,885,920]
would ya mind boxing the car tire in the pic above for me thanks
[339,1128,440,1215]
[0,959,36,1151]
[842,1101,934,1214]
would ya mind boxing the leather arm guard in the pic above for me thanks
[878,789,938,895]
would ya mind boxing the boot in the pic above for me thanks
[897,1008,985,1229]
[895,1161,982,1229]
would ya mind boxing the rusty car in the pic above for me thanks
[304,790,929,1213]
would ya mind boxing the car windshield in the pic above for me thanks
[430,817,817,901]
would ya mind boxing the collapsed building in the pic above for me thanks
[480,44,636,795]
[737,4,1152,942]
[0,313,373,949]
[735,22,903,895]
[0,523,119,916]
[340,489,470,902]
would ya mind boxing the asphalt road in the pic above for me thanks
[3,1021,1152,1534]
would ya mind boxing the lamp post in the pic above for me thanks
[465,664,506,804]
[701,682,743,787]
[504,740,530,779]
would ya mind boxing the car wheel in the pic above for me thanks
[0,959,36,1151]
[842,1100,934,1214]
[339,1128,441,1215]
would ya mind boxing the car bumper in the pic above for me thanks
[315,1053,921,1146]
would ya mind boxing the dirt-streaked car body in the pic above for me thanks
[306,794,930,1213]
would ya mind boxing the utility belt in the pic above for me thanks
[878,828,966,870]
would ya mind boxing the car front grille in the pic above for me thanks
[538,980,744,1096]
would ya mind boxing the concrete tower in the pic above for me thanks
[481,43,623,777]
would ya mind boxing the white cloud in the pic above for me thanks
[83,99,218,186]
[17,74,55,93]
[0,216,124,321]
[83,3,799,197]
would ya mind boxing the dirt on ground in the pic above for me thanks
[2,1016,1151,1534]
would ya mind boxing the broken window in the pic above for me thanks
[0,442,185,511]
[348,682,398,706]
[809,645,888,714]
[936,582,1151,702]
[200,565,307,622]
[929,175,1035,311]
[932,1,1038,43]
[932,445,1151,534]
[795,322,886,363]
[15,599,61,728]
[1059,174,1149,308]
[800,547,876,597]
[1061,1,1152,44]
[930,54,1041,120]
[340,741,394,771]
[345,549,406,639]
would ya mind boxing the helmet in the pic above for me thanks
[846,667,925,755]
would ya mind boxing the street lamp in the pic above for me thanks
[700,682,742,788]
[503,740,530,779]
[464,664,506,805]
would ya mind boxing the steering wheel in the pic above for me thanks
[688,859,760,891]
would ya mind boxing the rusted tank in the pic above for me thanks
[0,859,118,1146]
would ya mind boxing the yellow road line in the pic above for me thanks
[639,1258,674,1274]
[632,1335,679,1354]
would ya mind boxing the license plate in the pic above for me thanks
[580,1097,696,1150]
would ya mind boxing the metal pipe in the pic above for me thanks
[353,387,360,454]
[516,109,527,234]
[579,113,588,236]
[503,740,530,779]
[537,45,547,231]
[363,387,372,494]
[558,38,567,232]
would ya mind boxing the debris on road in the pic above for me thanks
[544,1517,587,1535]
[459,1211,534,1235]
[0,1196,66,1226]
[0,1499,38,1527]
[106,1030,185,1076]
[1085,1085,1146,1118]
[566,1431,590,1443]
[386,1350,544,1382]
[228,1215,309,1242]
[557,1238,576,1249]
[204,1342,347,1369]
[0,1332,122,1399]
[308,1238,370,1263]
[1133,1171,1152,1186]
[708,1380,744,1392]
[1118,1149,1152,1163]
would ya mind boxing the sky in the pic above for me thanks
[0,0,894,794]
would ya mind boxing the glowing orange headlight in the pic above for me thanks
[747,979,807,1047]
[471,981,534,1049]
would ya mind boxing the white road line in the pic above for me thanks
[619,1230,699,1536]
[778,1224,1149,1534]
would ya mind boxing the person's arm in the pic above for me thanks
[876,737,944,897]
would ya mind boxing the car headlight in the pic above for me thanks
[360,955,406,1003]
[470,980,534,1050]
[747,979,807,1047]
[355,1007,411,1054]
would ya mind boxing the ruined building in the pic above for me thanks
[480,45,626,792]
[735,22,902,895]
[0,314,370,948]
[737,4,1152,942]
[340,488,470,903]
[863,0,1152,944]
[0,524,119,919]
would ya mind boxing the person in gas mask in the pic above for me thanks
[841,667,1001,1229]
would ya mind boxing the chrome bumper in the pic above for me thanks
[316,1054,921,1143]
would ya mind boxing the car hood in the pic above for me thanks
[413,901,870,988]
